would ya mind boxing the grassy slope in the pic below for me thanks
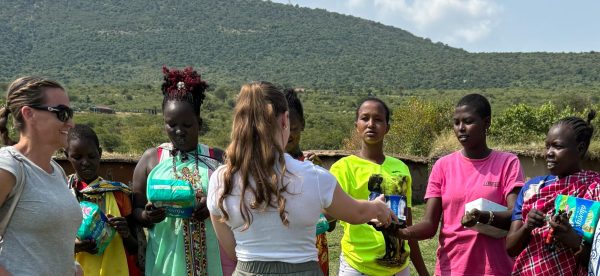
[2,0,600,90]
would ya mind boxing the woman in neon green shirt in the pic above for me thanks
[330,98,428,276]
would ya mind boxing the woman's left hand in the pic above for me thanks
[107,215,130,239]
[193,195,210,221]
[461,209,481,228]
[549,215,581,250]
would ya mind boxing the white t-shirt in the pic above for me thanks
[207,153,337,263]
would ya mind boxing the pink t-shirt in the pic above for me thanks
[425,150,524,276]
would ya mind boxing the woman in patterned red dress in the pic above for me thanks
[507,110,598,275]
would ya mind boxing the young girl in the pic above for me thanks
[507,111,598,275]
[284,88,335,275]
[207,82,393,275]
[395,94,524,275]
[329,97,428,276]
[66,124,140,276]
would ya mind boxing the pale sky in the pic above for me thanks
[272,0,600,53]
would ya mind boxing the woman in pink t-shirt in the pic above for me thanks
[394,94,525,276]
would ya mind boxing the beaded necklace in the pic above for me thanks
[171,148,208,276]
[171,149,204,194]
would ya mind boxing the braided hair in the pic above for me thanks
[161,66,208,118]
[555,110,597,155]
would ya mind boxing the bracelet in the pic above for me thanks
[486,211,494,225]
[574,237,586,257]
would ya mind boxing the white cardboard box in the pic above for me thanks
[465,198,508,238]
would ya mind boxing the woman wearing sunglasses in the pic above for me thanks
[0,76,82,276]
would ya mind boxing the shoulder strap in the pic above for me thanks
[207,146,215,159]
[156,144,172,162]
[197,145,222,171]
[157,147,163,162]
[0,152,26,244]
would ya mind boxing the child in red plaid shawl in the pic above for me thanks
[507,110,598,276]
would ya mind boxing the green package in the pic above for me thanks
[147,178,195,218]
[76,201,116,254]
[555,194,600,243]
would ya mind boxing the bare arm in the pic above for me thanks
[406,208,429,276]
[210,214,237,261]
[121,214,139,253]
[323,185,391,225]
[0,169,15,275]
[131,148,163,228]
[398,197,442,240]
[0,169,15,208]
[506,220,530,257]
[463,188,521,230]
[506,208,546,257]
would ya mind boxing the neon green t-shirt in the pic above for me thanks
[330,155,412,275]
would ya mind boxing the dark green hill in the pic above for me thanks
[1,0,599,89]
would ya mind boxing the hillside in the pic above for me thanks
[2,0,599,90]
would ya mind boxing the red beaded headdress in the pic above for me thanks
[161,66,208,115]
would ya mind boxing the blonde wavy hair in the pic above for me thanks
[218,82,290,230]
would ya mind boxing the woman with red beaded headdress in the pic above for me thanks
[131,66,235,276]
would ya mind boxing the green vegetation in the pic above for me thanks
[2,0,599,157]
[2,2,597,272]
[3,80,598,157]
[2,0,600,90]
[340,92,600,158]
[399,101,600,159]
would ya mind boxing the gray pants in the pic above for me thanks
[338,254,410,276]
[233,260,323,276]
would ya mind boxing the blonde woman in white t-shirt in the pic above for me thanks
[207,82,393,275]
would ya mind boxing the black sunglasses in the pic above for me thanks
[29,105,74,122]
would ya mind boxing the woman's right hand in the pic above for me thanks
[74,238,98,254]
[370,194,393,228]
[525,208,546,231]
[142,202,167,224]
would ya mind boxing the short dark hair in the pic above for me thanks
[355,97,390,124]
[67,124,100,149]
[456,93,491,119]
[283,88,305,128]
[554,110,597,155]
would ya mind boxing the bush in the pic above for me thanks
[385,97,453,156]
[489,102,577,144]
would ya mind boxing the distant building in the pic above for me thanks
[144,108,158,115]
[90,105,115,114]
